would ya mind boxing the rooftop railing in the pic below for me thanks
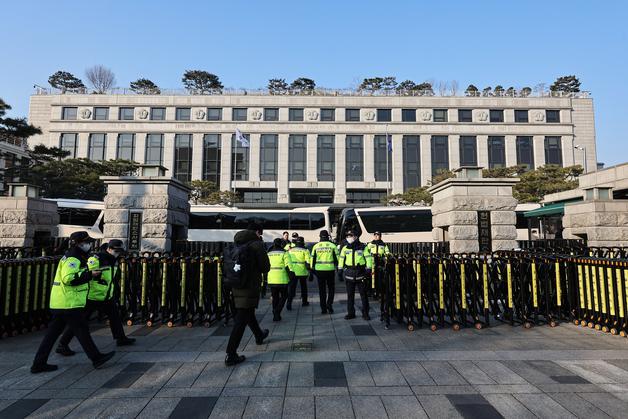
[32,86,592,99]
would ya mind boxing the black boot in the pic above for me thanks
[225,353,246,366]
[116,337,136,346]
[31,363,58,374]
[256,329,270,345]
[92,351,115,369]
[345,313,356,320]
[55,344,76,357]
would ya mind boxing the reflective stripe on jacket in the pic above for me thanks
[311,241,339,271]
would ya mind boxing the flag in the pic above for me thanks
[235,128,249,148]
[387,134,392,153]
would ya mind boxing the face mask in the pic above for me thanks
[79,243,91,252]
[112,251,121,258]
[346,237,355,244]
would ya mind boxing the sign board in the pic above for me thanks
[477,210,492,252]
[128,211,143,251]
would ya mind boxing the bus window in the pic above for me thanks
[189,213,221,229]
[310,213,325,229]
[58,208,101,227]
[338,209,362,240]
[359,210,432,233]
[260,213,290,229]
[289,213,310,230]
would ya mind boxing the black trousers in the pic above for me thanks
[346,279,369,316]
[316,270,336,310]
[226,307,264,355]
[33,309,101,366]
[270,285,288,315]
[287,275,308,305]
[59,299,126,346]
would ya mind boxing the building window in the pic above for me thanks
[514,109,529,123]
[459,136,477,166]
[403,135,421,189]
[290,189,334,204]
[260,134,278,181]
[544,136,563,165]
[175,107,191,121]
[320,108,335,121]
[231,133,250,180]
[289,108,304,121]
[232,108,247,121]
[346,135,364,181]
[241,190,277,203]
[458,109,473,122]
[433,109,448,122]
[317,135,335,181]
[401,109,416,122]
[150,107,166,121]
[88,133,106,161]
[374,135,392,182]
[61,134,78,159]
[516,136,534,170]
[264,108,279,121]
[145,133,164,165]
[116,133,135,161]
[346,190,387,204]
[119,107,134,120]
[207,107,222,121]
[488,136,506,168]
[345,108,360,122]
[202,134,221,185]
[174,134,192,182]
[489,109,504,123]
[431,136,449,177]
[377,109,392,122]
[61,107,77,120]
[289,134,307,181]
[93,107,109,120]
[546,109,560,123]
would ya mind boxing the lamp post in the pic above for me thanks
[574,145,587,173]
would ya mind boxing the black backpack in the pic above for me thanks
[222,241,252,289]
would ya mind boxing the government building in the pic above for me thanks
[28,90,596,205]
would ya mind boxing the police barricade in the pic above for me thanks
[0,256,60,338]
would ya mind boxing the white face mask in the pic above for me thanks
[346,237,355,244]
[79,243,91,252]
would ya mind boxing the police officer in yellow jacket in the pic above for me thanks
[31,231,115,373]
[311,230,339,314]
[339,230,373,320]
[268,238,291,321]
[56,240,135,357]
[287,237,311,310]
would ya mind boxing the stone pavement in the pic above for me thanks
[2,285,628,418]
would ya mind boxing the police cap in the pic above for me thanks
[69,231,94,243]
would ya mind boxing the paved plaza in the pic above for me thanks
[2,284,628,419]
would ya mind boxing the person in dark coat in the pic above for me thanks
[225,223,271,366]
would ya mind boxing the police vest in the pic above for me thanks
[284,242,296,251]
[338,244,373,269]
[288,247,310,276]
[367,242,390,257]
[311,241,338,271]
[267,250,290,285]
[50,256,89,309]
[87,254,117,301]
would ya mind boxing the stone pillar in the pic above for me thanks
[428,167,519,253]
[0,184,59,248]
[562,187,628,247]
[100,166,191,252]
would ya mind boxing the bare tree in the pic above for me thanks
[449,80,459,96]
[85,65,116,93]
[437,81,448,96]
[534,83,546,96]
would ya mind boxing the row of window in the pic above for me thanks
[60,106,562,123]
[61,133,564,188]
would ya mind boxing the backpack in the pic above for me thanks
[222,241,252,289]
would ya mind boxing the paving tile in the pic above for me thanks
[225,362,261,387]
[211,326,233,336]
[473,361,528,384]
[101,362,154,388]
[577,392,628,418]
[314,362,347,387]
[193,362,233,388]
[0,398,49,419]
[349,386,413,396]
[130,325,161,336]
[381,395,428,419]
[136,397,181,419]
[242,396,284,418]
[351,325,377,336]
[563,360,628,383]
[287,362,314,387]
[24,388,95,399]
[315,395,354,419]
[536,383,603,393]
[412,385,477,395]
[417,394,462,419]
[446,394,504,419]
[500,361,555,384]
[283,396,315,419]
[367,361,407,386]
[221,387,284,397]
[450,361,496,385]
[421,361,468,385]
[395,361,436,386]
[165,363,205,388]
[344,362,375,387]
[514,393,577,418]
[473,384,540,394]
[38,364,94,389]
[208,396,248,419]
[94,397,151,418]
[254,362,289,387]
[548,393,611,419]
[63,397,112,418]
[350,395,387,418]
[483,394,536,419]
[286,386,349,396]
[168,396,218,419]
[155,387,222,398]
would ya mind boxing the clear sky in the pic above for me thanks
[2,0,627,166]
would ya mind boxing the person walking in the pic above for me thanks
[55,239,135,357]
[287,236,310,310]
[311,230,339,314]
[267,238,291,321]
[338,231,373,320]
[225,223,270,366]
[31,231,115,373]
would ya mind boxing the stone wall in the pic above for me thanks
[0,197,59,247]
[101,177,190,252]
[562,200,628,247]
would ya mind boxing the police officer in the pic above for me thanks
[31,231,115,373]
[367,232,392,321]
[284,232,298,251]
[311,230,339,314]
[56,240,135,356]
[338,230,373,320]
[367,232,391,258]
[287,236,310,310]
[267,238,291,321]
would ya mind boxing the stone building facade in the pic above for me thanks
[28,91,596,205]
